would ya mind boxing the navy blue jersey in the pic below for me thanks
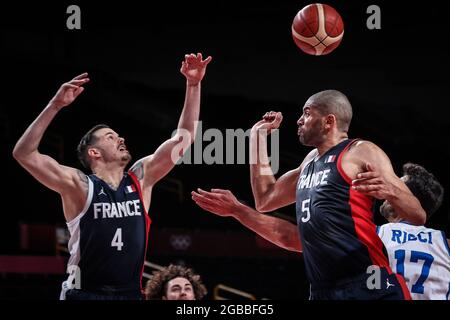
[64,171,151,296]
[296,139,390,288]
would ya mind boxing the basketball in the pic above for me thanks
[291,3,344,56]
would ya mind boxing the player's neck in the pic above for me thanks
[317,134,348,155]
[92,166,125,189]
[387,215,403,223]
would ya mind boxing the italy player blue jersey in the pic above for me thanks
[296,139,390,288]
[65,171,151,295]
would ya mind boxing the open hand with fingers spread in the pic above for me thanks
[251,111,283,135]
[180,53,212,86]
[191,188,243,218]
[50,73,90,110]
[351,162,398,200]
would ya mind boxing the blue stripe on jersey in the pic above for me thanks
[447,283,450,300]
[441,231,450,257]
[376,225,380,235]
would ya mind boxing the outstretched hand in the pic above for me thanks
[180,53,212,86]
[50,73,90,109]
[251,111,283,135]
[351,162,396,200]
[191,188,242,217]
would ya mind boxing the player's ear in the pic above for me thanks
[325,114,336,128]
[88,147,101,159]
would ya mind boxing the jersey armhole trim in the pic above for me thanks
[128,171,152,223]
[441,231,450,257]
[336,139,359,185]
[66,177,94,228]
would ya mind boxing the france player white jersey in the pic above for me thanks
[377,222,450,300]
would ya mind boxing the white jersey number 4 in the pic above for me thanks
[111,228,124,251]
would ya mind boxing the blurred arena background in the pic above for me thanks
[0,0,449,299]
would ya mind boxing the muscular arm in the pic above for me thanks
[250,131,317,212]
[12,73,90,221]
[233,205,301,252]
[249,111,318,212]
[350,141,426,225]
[192,189,301,252]
[130,54,211,187]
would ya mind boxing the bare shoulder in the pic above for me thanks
[348,140,380,154]
[348,140,390,162]
[343,139,393,179]
[61,168,90,222]
[346,140,389,163]
[75,168,88,184]
[129,159,145,181]
[72,168,89,195]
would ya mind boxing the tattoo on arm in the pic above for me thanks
[76,169,88,189]
[130,161,144,181]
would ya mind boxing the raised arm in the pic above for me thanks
[350,141,426,225]
[250,111,317,212]
[12,73,90,221]
[130,53,212,188]
[250,111,295,211]
[191,188,301,252]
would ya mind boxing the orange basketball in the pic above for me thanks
[292,3,344,55]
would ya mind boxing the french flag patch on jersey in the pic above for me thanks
[325,155,336,163]
[125,184,136,193]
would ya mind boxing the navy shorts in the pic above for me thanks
[65,288,143,300]
[309,267,411,300]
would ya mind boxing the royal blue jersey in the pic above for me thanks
[64,171,151,296]
[296,139,390,288]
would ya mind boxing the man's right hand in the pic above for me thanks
[191,188,243,218]
[50,73,89,109]
[251,111,283,135]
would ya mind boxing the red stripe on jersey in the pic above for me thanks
[348,188,390,267]
[128,171,151,295]
[394,273,412,300]
[337,140,390,269]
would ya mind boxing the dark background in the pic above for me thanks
[1,0,449,299]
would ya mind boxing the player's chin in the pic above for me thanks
[177,296,193,301]
[298,135,312,146]
[121,153,132,163]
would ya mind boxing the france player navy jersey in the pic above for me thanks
[65,171,151,295]
[296,139,390,288]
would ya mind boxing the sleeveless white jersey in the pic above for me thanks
[377,222,450,300]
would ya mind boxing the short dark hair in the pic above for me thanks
[403,163,444,221]
[306,90,353,133]
[77,124,110,170]
[145,264,207,300]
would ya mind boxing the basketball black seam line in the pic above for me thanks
[300,7,321,48]
[315,9,341,48]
